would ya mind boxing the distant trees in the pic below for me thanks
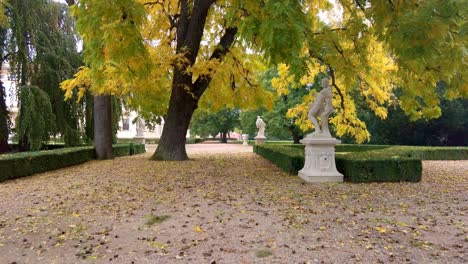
[358,94,467,146]
[190,108,240,143]
[66,0,466,160]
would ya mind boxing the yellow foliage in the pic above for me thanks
[62,0,465,143]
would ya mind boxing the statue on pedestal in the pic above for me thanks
[133,117,146,145]
[307,77,334,137]
[135,117,145,137]
[255,116,266,138]
[298,77,343,183]
[255,116,266,145]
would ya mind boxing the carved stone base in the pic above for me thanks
[242,134,249,146]
[133,136,146,145]
[254,136,266,145]
[298,135,343,183]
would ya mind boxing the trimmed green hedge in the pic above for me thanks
[117,138,161,144]
[9,143,67,150]
[0,144,146,182]
[186,138,206,144]
[254,144,468,183]
[254,145,304,174]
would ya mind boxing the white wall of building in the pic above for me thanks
[2,63,18,134]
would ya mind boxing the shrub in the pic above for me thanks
[186,138,206,144]
[254,145,303,174]
[16,85,55,150]
[0,144,146,182]
[254,144,468,183]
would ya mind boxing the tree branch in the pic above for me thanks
[312,28,347,35]
[307,49,346,112]
[193,27,238,99]
[329,67,346,112]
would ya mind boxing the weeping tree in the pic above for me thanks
[30,0,84,146]
[1,0,88,150]
[0,25,10,153]
[16,85,55,151]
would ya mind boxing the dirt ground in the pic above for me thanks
[0,143,466,264]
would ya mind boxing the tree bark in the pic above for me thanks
[221,132,227,143]
[94,95,113,159]
[152,72,197,160]
[0,81,10,153]
[153,0,237,160]
[289,125,302,144]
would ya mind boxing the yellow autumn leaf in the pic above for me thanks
[194,226,204,232]
[375,226,387,233]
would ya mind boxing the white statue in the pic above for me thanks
[256,116,266,138]
[307,77,334,137]
[135,117,145,137]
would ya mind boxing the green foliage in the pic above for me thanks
[112,143,145,157]
[0,146,94,182]
[111,96,122,144]
[144,214,170,226]
[186,138,206,144]
[253,144,304,174]
[360,96,468,146]
[254,144,468,183]
[237,0,308,66]
[255,249,273,258]
[30,1,84,142]
[16,85,55,150]
[264,68,310,141]
[190,108,240,141]
[0,143,145,182]
[5,0,86,146]
[70,0,150,87]
[240,109,265,138]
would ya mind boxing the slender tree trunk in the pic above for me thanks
[0,81,10,153]
[94,95,113,159]
[221,132,227,143]
[289,125,302,144]
[85,91,94,143]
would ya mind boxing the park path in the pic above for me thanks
[146,142,254,155]
[0,143,466,263]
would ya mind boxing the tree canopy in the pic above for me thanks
[61,0,467,159]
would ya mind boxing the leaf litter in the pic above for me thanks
[0,144,466,263]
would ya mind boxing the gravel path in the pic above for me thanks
[0,144,466,263]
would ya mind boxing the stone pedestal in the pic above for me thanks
[133,136,146,145]
[242,134,249,146]
[298,135,343,183]
[254,136,266,145]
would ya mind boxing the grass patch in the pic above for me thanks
[255,249,273,258]
[145,214,170,226]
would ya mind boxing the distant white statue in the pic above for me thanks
[307,77,334,137]
[135,117,145,137]
[256,116,266,138]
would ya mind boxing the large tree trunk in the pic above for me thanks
[221,132,227,143]
[152,1,237,160]
[0,81,10,153]
[94,95,113,159]
[152,71,198,160]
